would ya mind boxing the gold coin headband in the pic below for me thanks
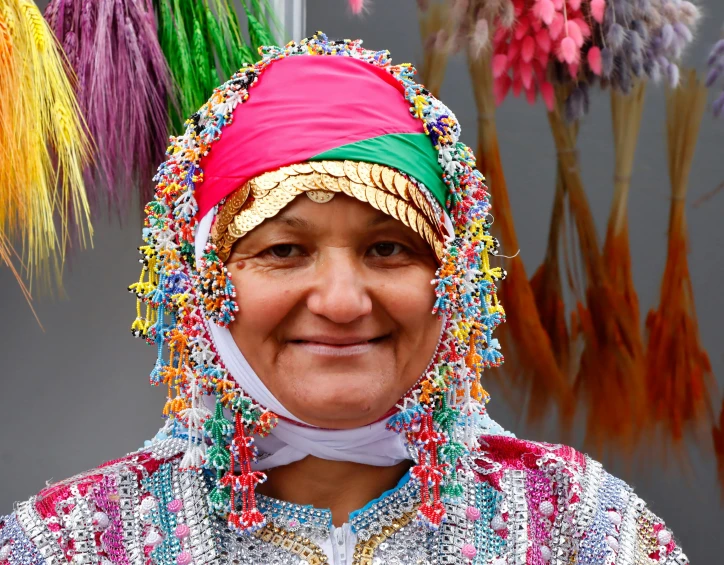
[212,160,447,262]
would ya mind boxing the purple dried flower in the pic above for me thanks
[634,0,650,13]
[667,63,680,88]
[661,24,675,50]
[630,55,643,77]
[631,20,648,42]
[679,1,700,25]
[565,88,586,122]
[644,51,661,82]
[607,23,627,50]
[629,30,643,55]
[601,47,615,78]
[617,59,633,93]
[706,64,724,88]
[707,39,724,66]
[673,22,693,45]
[714,91,724,118]
[612,0,629,17]
[579,83,590,114]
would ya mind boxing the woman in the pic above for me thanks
[0,33,685,565]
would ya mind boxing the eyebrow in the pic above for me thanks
[269,211,396,230]
[266,214,313,230]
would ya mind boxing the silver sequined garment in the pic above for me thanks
[0,436,687,565]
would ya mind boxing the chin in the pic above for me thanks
[283,374,397,429]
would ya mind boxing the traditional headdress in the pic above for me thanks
[131,32,506,535]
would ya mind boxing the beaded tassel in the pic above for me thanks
[410,412,448,529]
[220,412,267,534]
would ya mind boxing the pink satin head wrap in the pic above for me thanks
[196,55,426,218]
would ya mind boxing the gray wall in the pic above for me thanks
[2,0,723,559]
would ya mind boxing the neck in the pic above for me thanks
[257,457,412,527]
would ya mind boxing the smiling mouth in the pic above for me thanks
[289,336,389,356]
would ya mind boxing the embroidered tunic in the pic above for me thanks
[0,436,686,565]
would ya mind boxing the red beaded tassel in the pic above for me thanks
[410,412,448,529]
[220,412,267,533]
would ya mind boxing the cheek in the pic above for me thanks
[226,267,295,357]
[375,268,439,336]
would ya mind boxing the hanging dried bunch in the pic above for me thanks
[714,399,724,500]
[0,0,92,296]
[645,69,715,447]
[155,0,278,131]
[482,0,700,119]
[529,118,582,439]
[468,50,572,424]
[548,84,646,456]
[601,81,648,432]
[44,0,172,216]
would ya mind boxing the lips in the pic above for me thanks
[289,335,386,346]
[287,335,389,356]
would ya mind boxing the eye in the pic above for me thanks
[265,244,303,258]
[368,242,405,257]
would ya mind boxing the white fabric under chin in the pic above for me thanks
[195,210,413,470]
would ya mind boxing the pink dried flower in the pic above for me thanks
[549,12,565,40]
[535,0,556,25]
[492,54,509,78]
[515,15,531,40]
[566,20,584,48]
[522,36,536,62]
[587,46,603,75]
[559,36,578,64]
[520,61,534,88]
[540,80,555,110]
[349,0,366,14]
[494,75,512,104]
[535,28,551,52]
[591,0,605,23]
[513,75,524,96]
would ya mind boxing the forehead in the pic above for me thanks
[244,194,406,234]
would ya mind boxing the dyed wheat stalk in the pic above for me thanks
[548,85,644,456]
[468,49,570,424]
[1,0,92,295]
[602,81,648,432]
[645,69,714,446]
[530,162,572,380]
[45,0,172,215]
[714,399,724,500]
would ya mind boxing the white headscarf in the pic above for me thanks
[195,210,414,471]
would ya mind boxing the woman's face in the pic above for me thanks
[225,194,442,429]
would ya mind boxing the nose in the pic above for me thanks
[306,249,373,324]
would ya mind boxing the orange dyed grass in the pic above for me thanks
[468,50,571,425]
[714,399,724,501]
[645,70,716,449]
[547,85,645,457]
